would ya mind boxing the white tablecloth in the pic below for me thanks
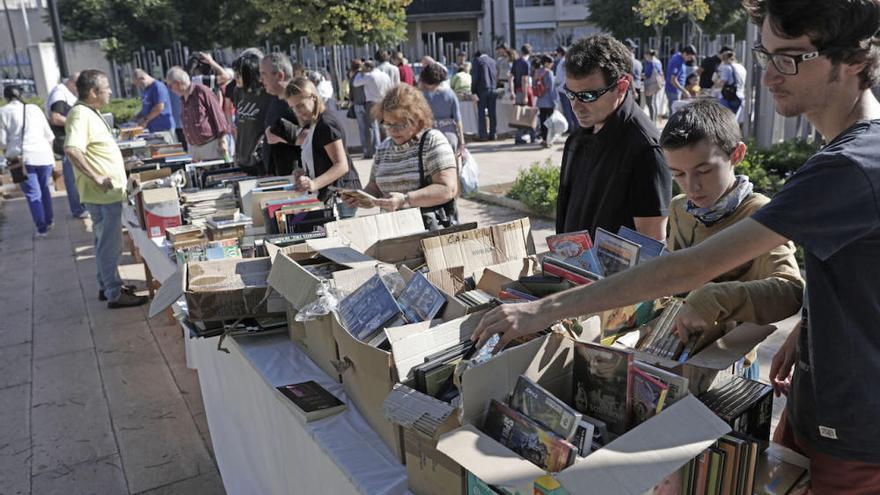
[190,332,409,495]
[122,204,177,284]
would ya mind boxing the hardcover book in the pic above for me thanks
[509,375,581,440]
[573,342,633,435]
[482,399,577,473]
[276,380,346,422]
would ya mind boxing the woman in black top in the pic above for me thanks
[284,77,361,218]
[231,48,273,175]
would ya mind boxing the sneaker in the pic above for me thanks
[99,284,138,302]
[47,222,55,231]
[514,139,527,145]
[35,232,49,239]
[107,292,149,309]
[75,211,90,219]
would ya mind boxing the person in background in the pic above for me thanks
[167,67,230,162]
[450,62,472,96]
[699,46,731,91]
[534,54,558,148]
[376,50,401,86]
[190,52,232,93]
[625,39,644,108]
[284,77,361,218]
[662,100,803,379]
[45,72,88,219]
[231,48,272,175]
[352,60,393,159]
[420,56,451,90]
[554,46,578,133]
[512,44,537,144]
[259,52,300,176]
[495,44,514,94]
[682,73,702,100]
[1,85,56,237]
[394,52,415,86]
[344,84,458,231]
[471,49,498,141]
[555,35,671,239]
[349,59,372,159]
[132,69,175,135]
[307,69,335,105]
[420,62,465,160]
[665,45,697,117]
[643,50,663,123]
[64,70,147,308]
[714,50,748,119]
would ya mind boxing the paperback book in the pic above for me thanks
[396,272,447,324]
[573,342,633,435]
[482,399,577,472]
[276,380,346,422]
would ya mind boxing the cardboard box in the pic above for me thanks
[436,332,733,495]
[420,218,536,274]
[148,257,286,322]
[362,222,478,269]
[138,187,182,238]
[324,208,426,252]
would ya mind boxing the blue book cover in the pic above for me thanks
[396,272,446,324]
[616,226,667,263]
[337,274,401,342]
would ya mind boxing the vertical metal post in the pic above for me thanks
[508,0,516,49]
[46,0,68,77]
[2,0,24,78]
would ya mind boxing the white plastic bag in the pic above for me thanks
[459,148,480,197]
[546,110,569,145]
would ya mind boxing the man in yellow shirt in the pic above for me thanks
[64,69,147,308]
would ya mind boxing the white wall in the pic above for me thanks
[26,40,114,99]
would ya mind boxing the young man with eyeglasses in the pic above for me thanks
[475,1,880,491]
[555,35,672,240]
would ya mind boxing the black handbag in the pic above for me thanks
[721,67,740,101]
[8,103,27,184]
[416,131,459,231]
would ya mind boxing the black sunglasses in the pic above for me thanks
[562,79,621,103]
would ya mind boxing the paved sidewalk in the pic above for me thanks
[0,194,224,495]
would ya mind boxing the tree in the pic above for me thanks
[587,0,656,40]
[634,0,710,41]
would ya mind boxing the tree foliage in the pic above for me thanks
[634,0,710,39]
[589,0,743,41]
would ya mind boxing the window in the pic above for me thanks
[514,0,555,6]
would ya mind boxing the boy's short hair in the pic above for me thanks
[743,0,880,89]
[660,100,741,155]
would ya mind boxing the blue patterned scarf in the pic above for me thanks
[686,175,753,226]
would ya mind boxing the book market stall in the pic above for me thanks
[118,126,812,495]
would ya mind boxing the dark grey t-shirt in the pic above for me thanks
[233,85,272,174]
[752,120,880,462]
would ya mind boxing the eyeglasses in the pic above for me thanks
[561,79,621,103]
[381,121,412,132]
[751,45,842,76]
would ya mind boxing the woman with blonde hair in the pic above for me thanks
[284,76,361,217]
[343,84,458,230]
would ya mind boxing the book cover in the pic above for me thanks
[509,375,582,441]
[546,230,604,275]
[572,342,633,435]
[337,274,401,342]
[276,380,346,421]
[752,447,807,495]
[707,447,726,495]
[629,367,669,427]
[716,436,743,495]
[616,226,666,263]
[570,418,595,457]
[632,361,689,406]
[482,399,576,473]
[692,450,710,495]
[594,228,640,276]
[396,272,447,324]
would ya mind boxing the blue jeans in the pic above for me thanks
[353,104,373,157]
[666,91,680,117]
[84,201,124,301]
[62,156,86,217]
[558,92,579,132]
[21,165,54,233]
[476,88,497,139]
[362,102,382,158]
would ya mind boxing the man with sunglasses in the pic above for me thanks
[475,1,880,491]
[555,35,672,241]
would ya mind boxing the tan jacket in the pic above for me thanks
[668,193,804,332]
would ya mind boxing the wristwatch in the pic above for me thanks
[403,193,412,208]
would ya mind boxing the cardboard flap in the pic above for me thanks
[437,424,546,488]
[267,252,322,311]
[148,266,185,318]
[685,323,776,370]
[390,313,485,380]
[332,264,401,294]
[459,334,549,425]
[325,209,425,251]
[421,219,535,274]
[426,267,467,296]
[364,222,478,265]
[317,246,378,270]
[522,333,576,404]
[556,395,731,494]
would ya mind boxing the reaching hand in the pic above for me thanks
[672,303,713,343]
[769,320,801,397]
[295,175,315,193]
[471,301,550,354]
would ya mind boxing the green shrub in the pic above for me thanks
[737,139,818,196]
[103,98,141,126]
[507,159,560,215]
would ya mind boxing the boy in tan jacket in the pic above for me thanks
[661,100,803,377]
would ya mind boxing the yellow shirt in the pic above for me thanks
[64,103,126,204]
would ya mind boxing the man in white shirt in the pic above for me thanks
[46,73,89,218]
[376,50,401,86]
[353,61,393,155]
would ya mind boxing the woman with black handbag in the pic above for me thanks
[0,86,56,238]
[342,84,459,230]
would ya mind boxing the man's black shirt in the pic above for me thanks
[700,55,721,89]
[556,93,672,236]
[264,97,300,176]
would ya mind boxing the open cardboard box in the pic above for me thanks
[148,257,286,322]
[324,208,426,252]
[436,329,733,495]
[420,218,536,274]
[267,243,383,380]
[362,222,478,269]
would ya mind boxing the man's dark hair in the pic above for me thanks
[660,99,741,156]
[683,44,697,55]
[521,44,532,56]
[720,45,733,54]
[420,62,448,85]
[743,0,880,88]
[565,35,633,85]
[76,69,107,100]
[233,48,263,91]
[556,46,567,56]
[375,50,390,63]
[3,85,24,102]
[541,54,553,65]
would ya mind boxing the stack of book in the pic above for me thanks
[680,433,762,495]
[181,188,238,225]
[206,213,253,241]
[634,299,699,362]
[453,289,494,309]
[264,197,334,235]
[481,375,582,472]
[165,224,205,249]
